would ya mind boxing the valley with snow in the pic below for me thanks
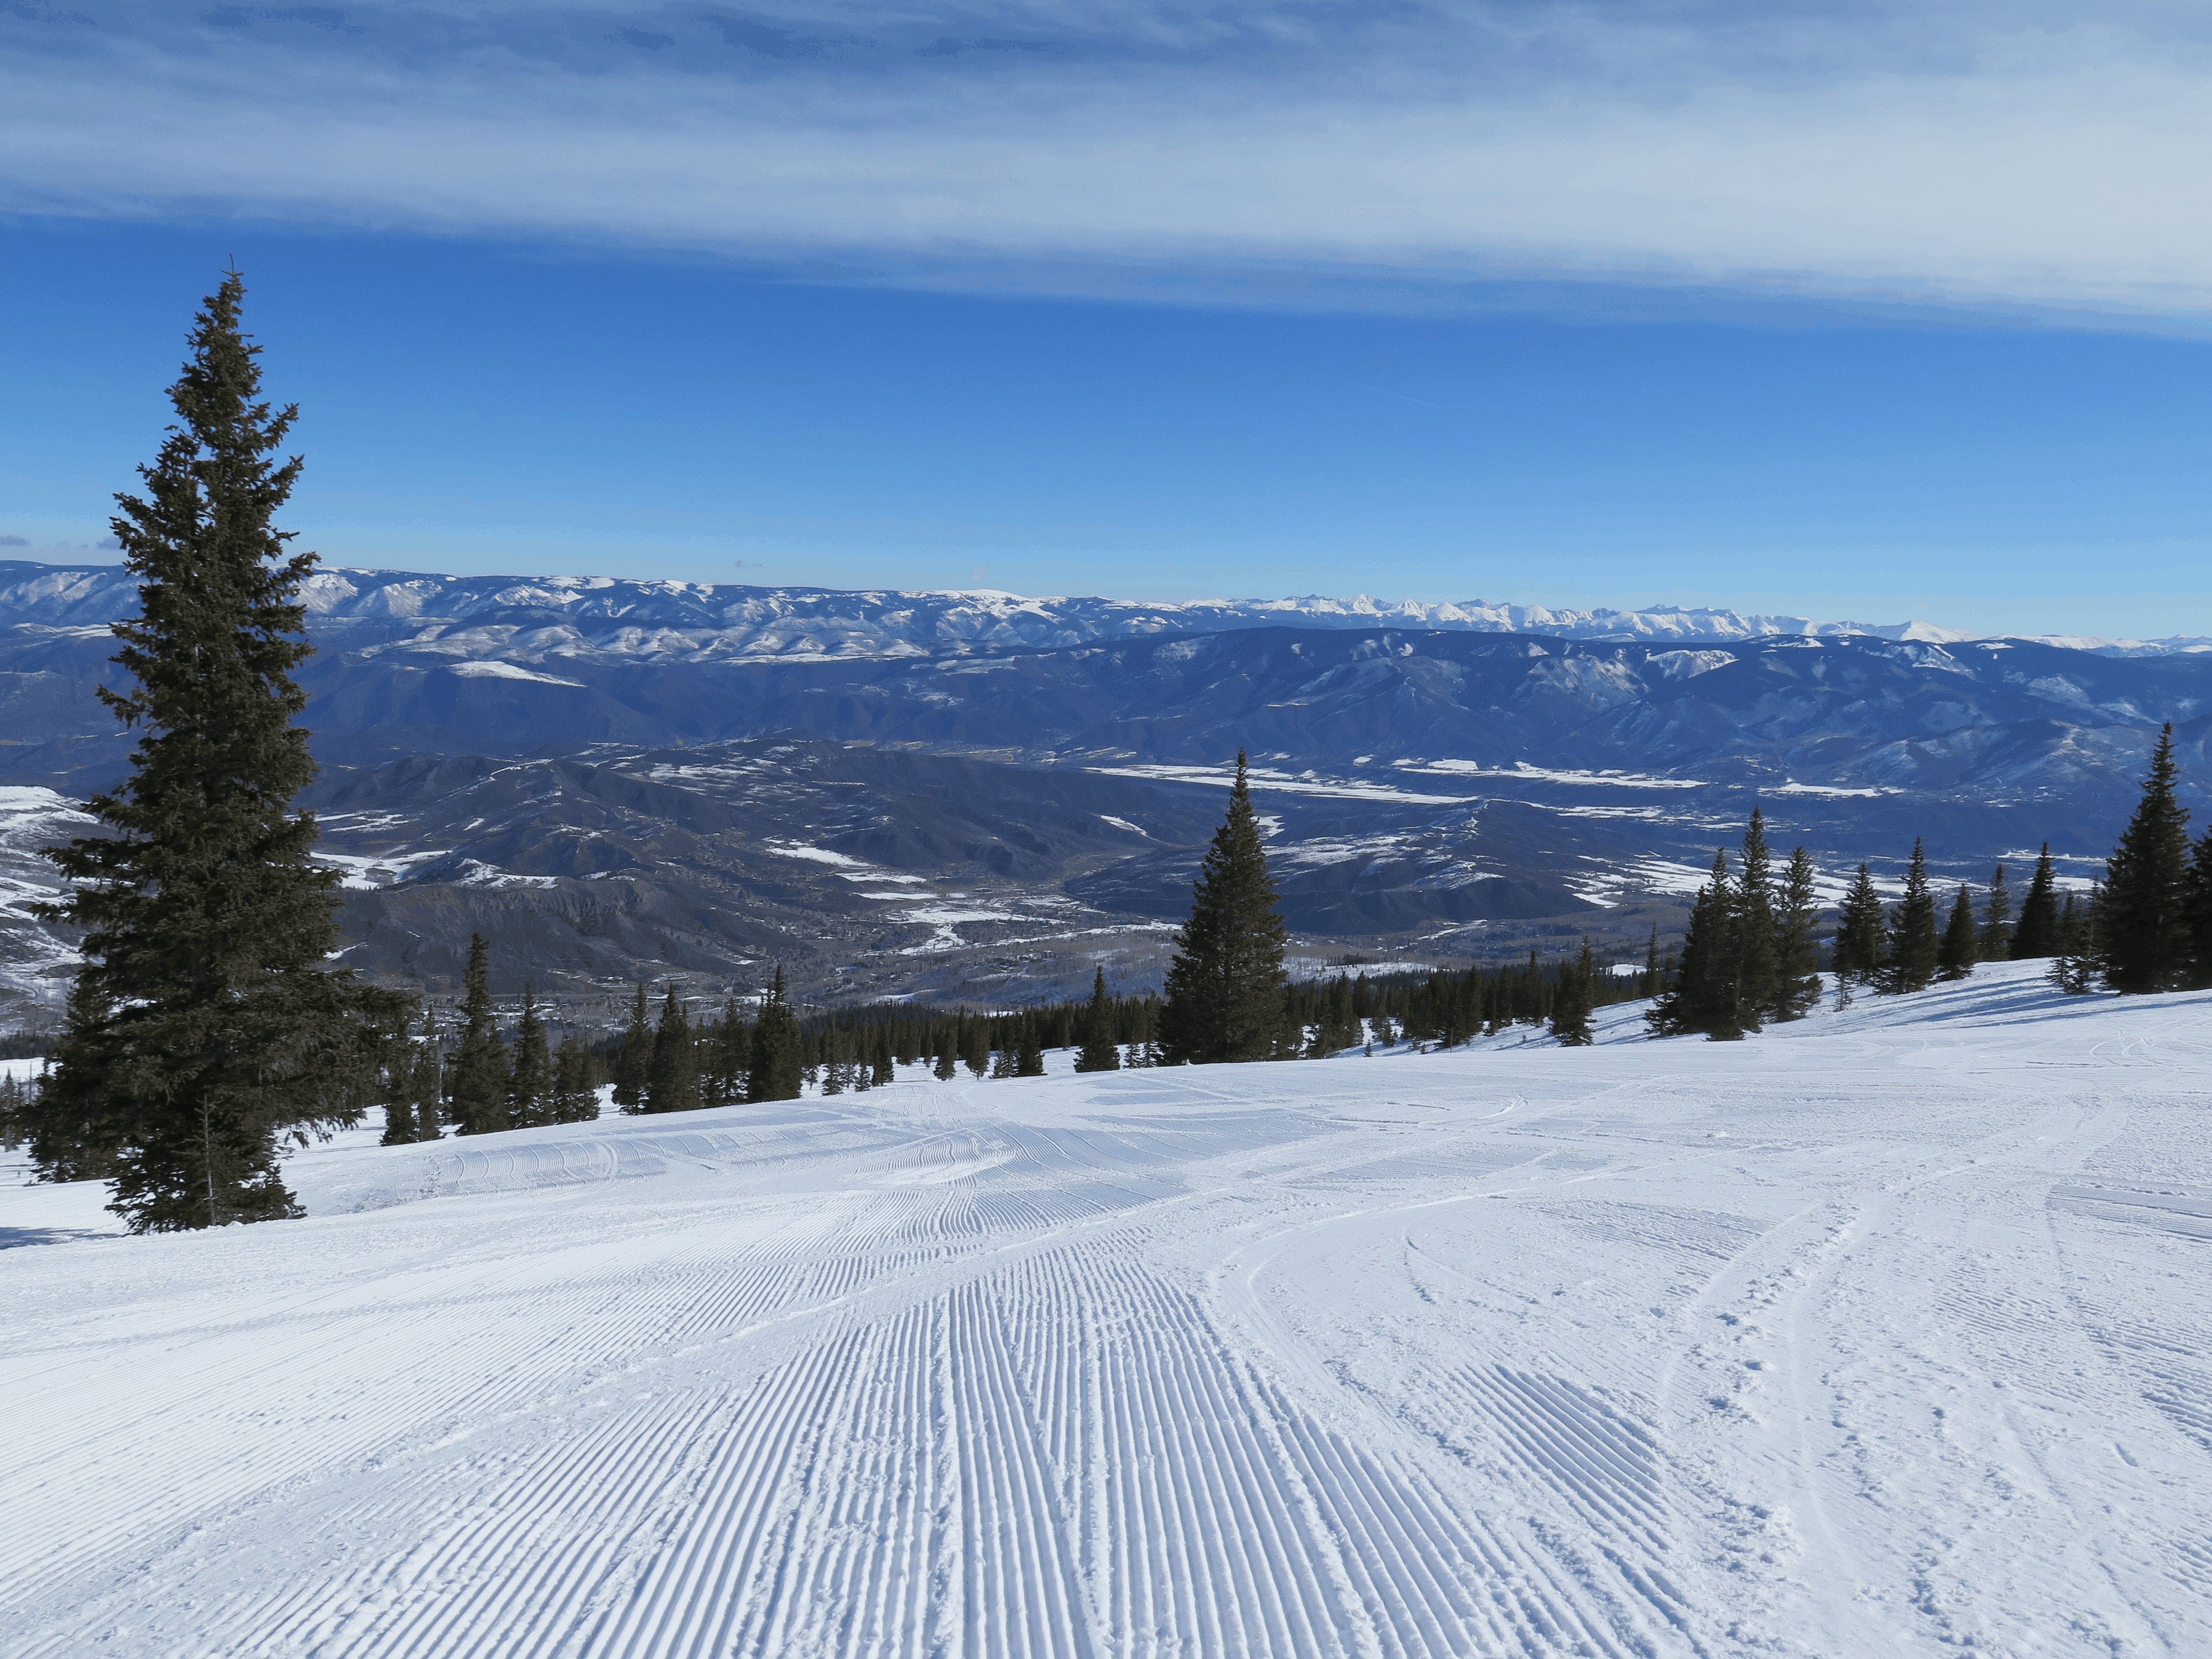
[7,961,2208,1657]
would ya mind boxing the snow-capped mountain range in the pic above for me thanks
[2,560,2200,661]
[1,557,2207,1014]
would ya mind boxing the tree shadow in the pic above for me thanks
[0,1224,114,1249]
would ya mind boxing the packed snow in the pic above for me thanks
[5,961,2211,1657]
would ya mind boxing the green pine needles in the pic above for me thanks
[1157,752,1290,1065]
[31,272,409,1231]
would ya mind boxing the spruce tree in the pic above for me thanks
[507,989,552,1128]
[1772,846,1822,1019]
[746,967,804,1103]
[406,1014,445,1141]
[1642,925,1661,998]
[1647,851,1746,1039]
[29,273,410,1229]
[2184,829,2212,989]
[612,983,651,1114]
[961,1015,990,1078]
[1832,863,1887,983]
[1549,940,1595,1046]
[1158,752,1290,1065]
[1979,864,2013,959]
[646,987,702,1112]
[1074,967,1121,1072]
[2095,723,2194,993]
[1882,839,1941,993]
[379,1067,416,1146]
[451,934,509,1135]
[1734,809,1782,1021]
[870,1029,895,1088]
[1936,886,1978,981]
[1015,1015,1046,1077]
[551,1032,597,1123]
[2011,846,2061,959]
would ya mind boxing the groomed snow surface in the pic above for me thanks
[6,961,2211,1657]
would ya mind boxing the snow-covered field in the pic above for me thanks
[6,961,2211,1657]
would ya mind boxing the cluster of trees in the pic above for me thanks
[377,935,604,1144]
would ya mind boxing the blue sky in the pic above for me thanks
[3,2,2210,635]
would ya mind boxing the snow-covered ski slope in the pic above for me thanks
[7,961,2211,1658]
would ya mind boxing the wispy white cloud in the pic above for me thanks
[8,3,2212,319]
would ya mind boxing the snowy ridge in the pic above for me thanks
[0,560,1999,662]
[5,961,2210,1656]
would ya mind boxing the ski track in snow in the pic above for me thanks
[6,961,2212,1657]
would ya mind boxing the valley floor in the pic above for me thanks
[5,962,2211,1657]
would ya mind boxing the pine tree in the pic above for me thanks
[2184,829,2212,989]
[612,983,651,1114]
[1882,839,1941,994]
[1642,925,1661,998]
[551,1032,597,1123]
[406,1013,445,1141]
[646,987,701,1112]
[1158,753,1290,1065]
[1074,967,1121,1072]
[379,1066,416,1146]
[961,1015,990,1078]
[1832,863,1887,983]
[2095,723,2194,993]
[1549,939,1595,1046]
[1937,885,1978,981]
[451,934,509,1135]
[2011,845,2061,959]
[1979,864,2013,959]
[507,989,552,1128]
[1015,1015,1046,1077]
[1772,846,1823,1020]
[932,1027,957,1081]
[29,273,410,1228]
[1734,809,1782,1022]
[1647,851,1747,1040]
[746,967,804,1103]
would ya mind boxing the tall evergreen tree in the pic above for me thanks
[1014,1014,1046,1077]
[1979,864,2013,960]
[1157,752,1290,1065]
[746,967,804,1103]
[1734,808,1782,1020]
[1549,939,1595,1046]
[379,1063,416,1146]
[29,272,409,1229]
[551,1032,597,1123]
[646,987,701,1112]
[405,1011,445,1142]
[2184,828,2212,989]
[1772,845,1823,1020]
[1074,967,1121,1072]
[612,983,651,1114]
[1936,885,1978,981]
[1641,925,1661,999]
[1882,839,1941,993]
[2011,845,2062,959]
[961,1015,990,1078]
[2095,723,2194,993]
[450,933,509,1135]
[506,989,552,1128]
[1832,863,1887,983]
[1647,851,1747,1040]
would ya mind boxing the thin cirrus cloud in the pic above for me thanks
[7,2,2212,320]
